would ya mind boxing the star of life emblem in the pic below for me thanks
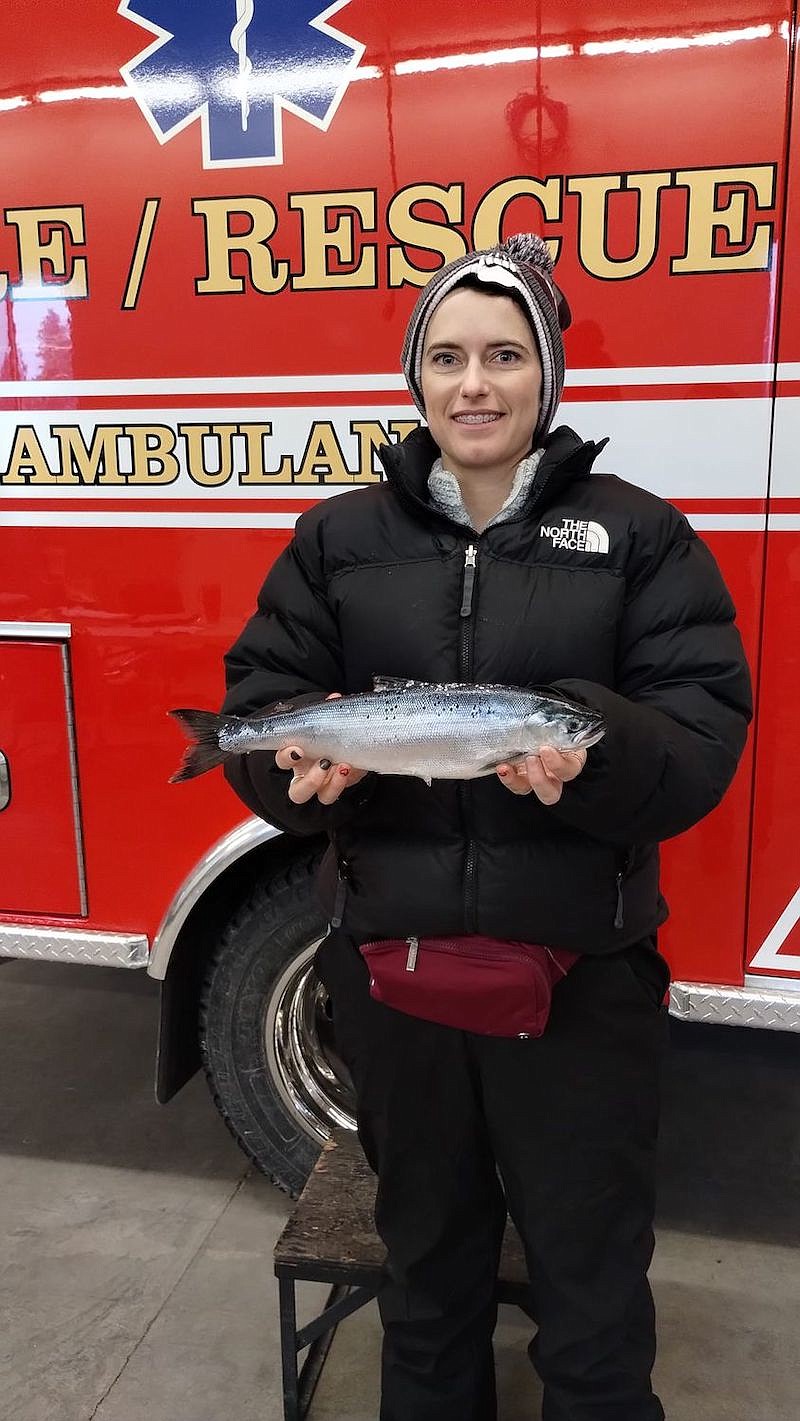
[119,0,365,168]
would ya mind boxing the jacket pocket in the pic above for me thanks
[623,942,670,1009]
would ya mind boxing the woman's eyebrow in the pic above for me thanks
[426,338,530,352]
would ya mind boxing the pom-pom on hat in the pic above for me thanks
[400,233,571,442]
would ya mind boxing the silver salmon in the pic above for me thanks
[170,678,605,784]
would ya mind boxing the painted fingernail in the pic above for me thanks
[319,759,332,770]
[339,766,350,777]
[497,767,509,777]
[289,750,302,762]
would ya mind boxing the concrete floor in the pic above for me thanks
[1,960,799,1421]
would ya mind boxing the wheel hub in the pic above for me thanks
[264,942,357,1142]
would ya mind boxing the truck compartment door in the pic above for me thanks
[0,636,85,916]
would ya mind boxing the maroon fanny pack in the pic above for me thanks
[358,935,579,1039]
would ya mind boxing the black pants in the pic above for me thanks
[315,932,670,1421]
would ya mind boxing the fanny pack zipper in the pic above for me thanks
[369,936,551,969]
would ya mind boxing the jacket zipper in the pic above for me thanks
[460,542,478,617]
[459,541,479,931]
[614,847,636,930]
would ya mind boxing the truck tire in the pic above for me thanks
[199,855,356,1197]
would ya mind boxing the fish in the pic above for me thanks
[169,677,605,785]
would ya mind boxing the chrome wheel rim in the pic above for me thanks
[264,941,357,1142]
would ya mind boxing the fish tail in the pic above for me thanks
[169,708,233,782]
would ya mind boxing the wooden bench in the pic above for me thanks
[273,1129,533,1421]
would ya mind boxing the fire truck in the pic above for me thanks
[1,0,799,1195]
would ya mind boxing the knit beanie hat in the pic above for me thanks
[400,233,571,442]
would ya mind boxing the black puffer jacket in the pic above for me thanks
[222,425,752,955]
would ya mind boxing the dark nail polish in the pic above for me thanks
[319,759,332,770]
[290,750,302,762]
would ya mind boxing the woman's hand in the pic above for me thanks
[275,694,369,805]
[495,746,587,806]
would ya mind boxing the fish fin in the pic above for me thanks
[263,690,330,714]
[169,708,232,782]
[372,675,434,693]
[478,751,527,772]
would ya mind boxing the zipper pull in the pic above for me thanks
[614,849,635,930]
[614,872,624,930]
[405,936,419,971]
[330,860,349,930]
[460,543,478,618]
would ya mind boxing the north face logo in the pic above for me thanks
[540,518,610,553]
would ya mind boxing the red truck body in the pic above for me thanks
[2,0,799,1185]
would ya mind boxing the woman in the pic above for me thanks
[222,235,752,1421]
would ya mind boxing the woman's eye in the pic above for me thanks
[431,352,458,367]
[493,349,521,364]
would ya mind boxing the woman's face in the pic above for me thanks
[420,287,543,476]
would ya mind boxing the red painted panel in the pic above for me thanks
[746,533,800,976]
[0,528,286,935]
[0,641,82,915]
[661,531,762,985]
[745,24,800,980]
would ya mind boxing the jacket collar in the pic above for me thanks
[377,425,609,534]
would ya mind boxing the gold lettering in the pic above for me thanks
[289,190,377,290]
[472,178,562,261]
[672,165,776,273]
[237,423,294,484]
[566,172,671,279]
[350,419,421,482]
[294,422,352,484]
[51,425,125,485]
[389,419,421,444]
[193,197,289,294]
[1,426,55,483]
[179,423,237,487]
[4,205,88,299]
[387,184,467,288]
[124,425,180,484]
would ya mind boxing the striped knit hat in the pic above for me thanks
[400,233,571,442]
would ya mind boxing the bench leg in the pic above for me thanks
[278,1275,301,1421]
[277,1279,379,1420]
[297,1283,350,1416]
